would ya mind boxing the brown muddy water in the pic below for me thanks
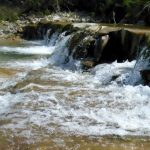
[0,38,150,150]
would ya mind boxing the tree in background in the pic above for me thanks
[0,0,150,24]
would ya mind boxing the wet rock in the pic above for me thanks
[140,69,150,85]
[81,59,96,68]
[74,35,95,58]
[22,24,40,40]
[19,20,150,68]
[94,34,109,62]
[99,29,144,63]
[22,21,73,40]
[69,31,87,53]
[111,75,120,81]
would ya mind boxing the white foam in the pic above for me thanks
[2,84,150,137]
[1,61,150,138]
[89,61,136,86]
[0,45,55,55]
[0,34,150,139]
[13,58,50,70]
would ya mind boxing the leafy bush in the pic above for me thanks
[0,0,150,24]
[0,6,21,21]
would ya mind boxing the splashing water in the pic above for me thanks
[0,31,150,149]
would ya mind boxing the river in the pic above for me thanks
[0,33,150,149]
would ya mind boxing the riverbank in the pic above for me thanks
[1,11,150,39]
[1,0,150,25]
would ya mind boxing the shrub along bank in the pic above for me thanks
[0,0,150,25]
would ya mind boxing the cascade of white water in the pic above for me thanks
[0,32,150,142]
[44,31,82,70]
[127,47,150,85]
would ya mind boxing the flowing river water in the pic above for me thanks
[0,33,150,150]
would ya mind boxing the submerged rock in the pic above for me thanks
[81,59,96,68]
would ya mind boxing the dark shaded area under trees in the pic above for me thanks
[0,0,150,25]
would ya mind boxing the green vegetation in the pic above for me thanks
[0,6,21,22]
[0,0,150,24]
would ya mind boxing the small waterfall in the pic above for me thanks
[44,31,81,70]
[31,26,150,86]
[49,33,71,65]
[122,46,150,85]
[136,47,150,68]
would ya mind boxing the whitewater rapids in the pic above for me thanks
[0,33,150,143]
